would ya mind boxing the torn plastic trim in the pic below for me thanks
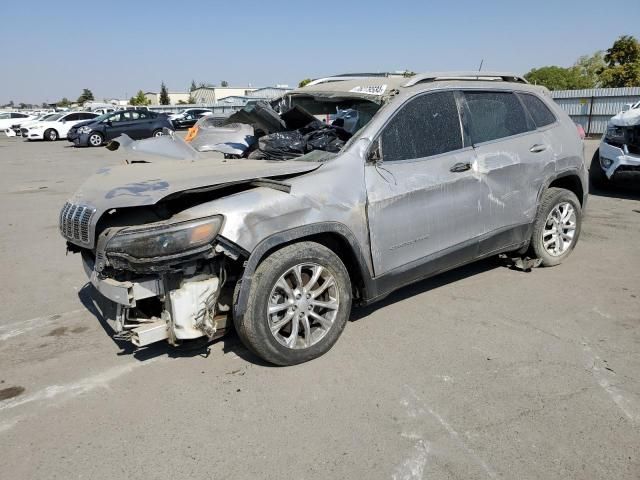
[106,132,201,160]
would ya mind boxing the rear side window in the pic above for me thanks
[518,93,556,128]
[464,91,529,144]
[381,91,462,161]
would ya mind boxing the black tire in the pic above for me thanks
[530,187,582,267]
[44,129,58,141]
[589,149,609,189]
[88,132,104,147]
[234,242,352,366]
[152,129,165,137]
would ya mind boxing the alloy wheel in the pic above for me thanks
[542,202,576,256]
[267,263,339,349]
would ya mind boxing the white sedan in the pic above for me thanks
[21,111,99,141]
[4,113,58,137]
[0,112,37,133]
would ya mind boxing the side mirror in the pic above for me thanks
[367,139,382,164]
[61,119,66,124]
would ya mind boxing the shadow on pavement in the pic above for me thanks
[77,282,270,365]
[350,256,505,322]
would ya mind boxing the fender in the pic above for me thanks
[536,168,588,208]
[232,222,373,321]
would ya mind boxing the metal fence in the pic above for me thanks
[551,87,640,136]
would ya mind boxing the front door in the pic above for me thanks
[365,90,486,276]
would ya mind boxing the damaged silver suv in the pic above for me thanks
[60,72,587,365]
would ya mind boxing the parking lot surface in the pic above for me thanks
[0,136,639,479]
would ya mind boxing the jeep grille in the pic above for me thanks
[59,202,95,245]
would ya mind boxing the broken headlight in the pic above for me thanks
[78,126,93,134]
[105,216,223,260]
[605,124,625,144]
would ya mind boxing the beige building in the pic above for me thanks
[144,91,192,105]
[191,86,258,104]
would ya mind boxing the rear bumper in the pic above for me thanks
[599,141,640,178]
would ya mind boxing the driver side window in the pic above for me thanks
[381,91,463,162]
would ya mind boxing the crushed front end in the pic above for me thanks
[599,113,640,179]
[62,205,243,348]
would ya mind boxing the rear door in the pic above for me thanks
[365,90,486,276]
[462,90,554,251]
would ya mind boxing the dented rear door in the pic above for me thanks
[462,90,550,242]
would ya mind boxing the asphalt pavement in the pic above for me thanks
[0,135,638,479]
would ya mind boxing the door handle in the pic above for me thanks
[530,144,547,153]
[450,162,471,173]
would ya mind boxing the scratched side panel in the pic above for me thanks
[364,148,485,276]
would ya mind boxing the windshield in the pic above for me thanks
[186,95,381,161]
[0,113,10,120]
[91,112,113,122]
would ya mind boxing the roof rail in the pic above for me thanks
[305,72,405,87]
[403,71,528,87]
[304,76,368,87]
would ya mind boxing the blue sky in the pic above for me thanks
[1,0,638,104]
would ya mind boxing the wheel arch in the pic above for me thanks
[538,170,586,207]
[232,222,373,321]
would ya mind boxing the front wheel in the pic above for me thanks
[234,242,352,366]
[152,129,167,137]
[88,132,104,147]
[44,129,58,141]
[530,187,582,267]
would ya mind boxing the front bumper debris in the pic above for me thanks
[82,253,227,347]
[599,141,640,179]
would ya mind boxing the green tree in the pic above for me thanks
[129,90,150,106]
[41,102,49,108]
[159,82,170,105]
[220,80,229,87]
[524,66,592,90]
[188,94,196,104]
[57,97,71,107]
[298,78,312,88]
[574,51,606,87]
[190,79,197,92]
[599,35,640,87]
[77,88,94,104]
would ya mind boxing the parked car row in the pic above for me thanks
[2,108,174,146]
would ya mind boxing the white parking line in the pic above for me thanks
[0,309,85,341]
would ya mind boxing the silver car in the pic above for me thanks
[60,72,587,365]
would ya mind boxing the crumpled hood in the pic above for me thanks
[69,157,322,211]
[610,108,640,127]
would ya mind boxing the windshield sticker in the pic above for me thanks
[349,84,387,96]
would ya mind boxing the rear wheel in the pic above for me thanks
[234,242,352,366]
[530,187,582,267]
[44,129,58,141]
[589,149,609,189]
[88,132,103,147]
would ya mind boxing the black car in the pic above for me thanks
[68,109,173,147]
[171,109,213,129]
